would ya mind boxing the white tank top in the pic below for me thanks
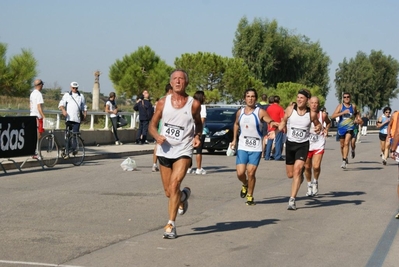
[309,111,325,150]
[156,94,195,159]
[237,107,263,152]
[287,106,311,143]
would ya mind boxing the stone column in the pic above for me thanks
[92,71,101,110]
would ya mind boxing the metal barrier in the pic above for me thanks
[0,109,139,130]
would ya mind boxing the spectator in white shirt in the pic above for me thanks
[58,81,87,133]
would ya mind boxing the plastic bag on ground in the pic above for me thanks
[120,157,137,171]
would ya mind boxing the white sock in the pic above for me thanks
[167,220,175,227]
[313,179,318,184]
[307,182,311,187]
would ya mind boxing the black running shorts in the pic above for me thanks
[158,155,192,168]
[285,140,310,165]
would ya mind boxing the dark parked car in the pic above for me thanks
[203,107,239,153]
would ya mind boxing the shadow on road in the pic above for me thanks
[182,219,280,237]
[257,191,366,209]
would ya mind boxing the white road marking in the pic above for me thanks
[0,260,86,267]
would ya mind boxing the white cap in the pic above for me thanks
[70,81,79,87]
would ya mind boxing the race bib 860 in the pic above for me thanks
[290,127,308,141]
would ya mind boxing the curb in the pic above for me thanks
[1,149,153,173]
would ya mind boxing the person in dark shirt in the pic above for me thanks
[133,90,154,144]
[361,114,370,136]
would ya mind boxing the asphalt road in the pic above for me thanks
[0,134,398,267]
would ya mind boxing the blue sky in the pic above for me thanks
[1,0,398,113]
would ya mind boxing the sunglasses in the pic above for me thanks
[385,111,391,114]
[343,96,350,99]
[35,82,44,86]
[72,87,78,89]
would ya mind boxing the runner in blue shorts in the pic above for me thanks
[230,88,277,206]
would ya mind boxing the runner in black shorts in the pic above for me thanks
[268,89,321,210]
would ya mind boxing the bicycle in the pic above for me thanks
[38,119,85,167]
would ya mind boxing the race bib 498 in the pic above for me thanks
[163,123,185,142]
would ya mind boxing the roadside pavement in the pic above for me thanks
[0,142,155,173]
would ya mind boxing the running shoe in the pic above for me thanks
[312,182,319,196]
[287,198,296,210]
[351,150,355,159]
[246,196,256,206]
[32,154,41,160]
[178,187,191,215]
[163,224,177,239]
[306,185,313,197]
[395,212,399,219]
[152,165,159,172]
[240,184,248,198]
[195,168,207,175]
[383,159,387,166]
[186,168,192,174]
[341,160,347,169]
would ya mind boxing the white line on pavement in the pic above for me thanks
[0,260,86,267]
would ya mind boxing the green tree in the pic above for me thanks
[335,50,399,117]
[109,46,173,100]
[0,43,38,97]
[174,52,264,104]
[335,52,374,112]
[232,17,331,98]
[369,50,399,113]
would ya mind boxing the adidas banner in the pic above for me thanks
[0,116,37,158]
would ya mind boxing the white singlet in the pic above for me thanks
[286,106,311,143]
[156,94,195,159]
[237,107,263,152]
[309,111,325,151]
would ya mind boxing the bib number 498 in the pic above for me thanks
[163,123,185,141]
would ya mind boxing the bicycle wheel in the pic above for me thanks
[68,134,85,166]
[38,134,59,167]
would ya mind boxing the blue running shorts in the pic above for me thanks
[236,150,262,166]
